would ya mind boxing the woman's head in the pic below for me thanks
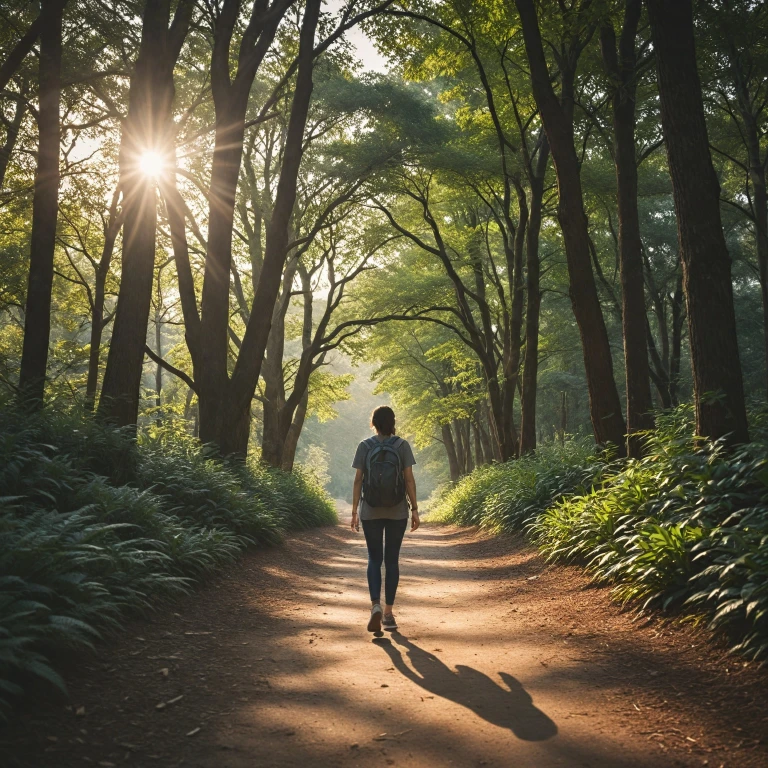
[371,405,396,436]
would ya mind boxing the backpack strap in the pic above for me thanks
[364,436,383,476]
[364,436,403,474]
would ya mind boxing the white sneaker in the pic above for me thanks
[367,604,383,632]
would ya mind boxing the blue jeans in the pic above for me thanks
[361,517,408,605]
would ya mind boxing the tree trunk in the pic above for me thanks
[18,0,63,409]
[452,419,466,475]
[85,275,106,410]
[462,419,474,474]
[85,191,122,410]
[515,0,627,453]
[441,423,461,481]
[746,131,768,398]
[197,109,246,445]
[0,84,26,190]
[501,182,528,458]
[201,0,321,457]
[99,0,191,427]
[520,137,549,454]
[647,0,749,445]
[281,388,310,473]
[560,391,568,443]
[670,277,684,406]
[476,405,494,464]
[153,303,162,407]
[600,1,655,458]
[472,419,484,467]
[260,303,288,467]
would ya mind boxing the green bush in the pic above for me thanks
[0,405,336,719]
[429,437,609,532]
[432,406,768,661]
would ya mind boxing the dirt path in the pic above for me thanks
[7,508,768,767]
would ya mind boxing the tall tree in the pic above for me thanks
[515,0,627,453]
[519,134,549,454]
[18,0,64,407]
[599,0,655,457]
[646,0,749,444]
[98,0,193,426]
[702,1,768,398]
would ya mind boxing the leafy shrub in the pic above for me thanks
[433,406,768,661]
[429,437,609,531]
[0,405,336,719]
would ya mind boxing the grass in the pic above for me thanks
[431,406,768,662]
[0,405,336,720]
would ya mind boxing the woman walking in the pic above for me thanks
[351,406,420,632]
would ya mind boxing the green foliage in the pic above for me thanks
[434,406,768,661]
[0,405,335,719]
[430,438,608,531]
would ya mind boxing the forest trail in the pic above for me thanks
[8,504,768,768]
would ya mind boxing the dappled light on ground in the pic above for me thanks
[6,517,768,767]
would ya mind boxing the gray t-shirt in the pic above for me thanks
[353,435,416,520]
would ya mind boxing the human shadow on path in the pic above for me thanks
[374,633,557,741]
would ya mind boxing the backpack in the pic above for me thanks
[363,436,405,508]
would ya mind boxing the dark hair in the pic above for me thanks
[371,405,396,436]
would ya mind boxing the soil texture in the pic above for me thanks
[5,507,768,767]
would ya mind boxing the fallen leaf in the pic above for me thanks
[186,727,201,737]
[156,694,183,710]
[374,729,412,741]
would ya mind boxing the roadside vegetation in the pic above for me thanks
[0,405,335,719]
[431,405,768,662]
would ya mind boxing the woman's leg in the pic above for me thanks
[361,519,385,604]
[383,517,409,610]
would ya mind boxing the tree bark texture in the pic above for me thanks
[281,388,309,472]
[441,423,461,482]
[520,137,549,455]
[647,0,749,444]
[99,0,192,427]
[18,0,63,408]
[599,0,655,458]
[515,0,627,452]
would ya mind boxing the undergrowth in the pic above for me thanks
[431,405,768,662]
[0,406,335,720]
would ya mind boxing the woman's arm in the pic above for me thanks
[351,468,363,530]
[404,466,420,531]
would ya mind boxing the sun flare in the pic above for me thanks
[138,150,164,178]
